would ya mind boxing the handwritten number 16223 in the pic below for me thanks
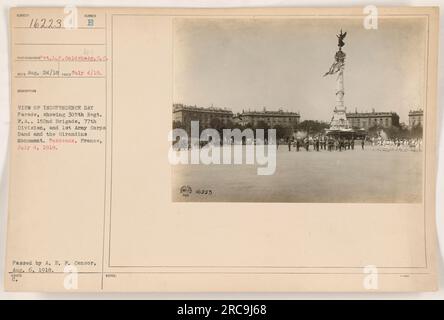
[29,18,62,29]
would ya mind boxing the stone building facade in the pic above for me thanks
[408,109,423,128]
[173,104,301,130]
[173,104,233,130]
[238,108,301,128]
[346,110,400,129]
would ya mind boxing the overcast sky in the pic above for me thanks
[173,17,427,123]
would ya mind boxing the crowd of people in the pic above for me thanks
[172,133,422,152]
[279,135,422,152]
[368,136,422,152]
[281,136,361,152]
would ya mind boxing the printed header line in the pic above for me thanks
[15,60,107,62]
[15,76,106,79]
[14,26,105,29]
[14,43,106,46]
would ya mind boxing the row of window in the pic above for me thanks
[352,118,391,126]
[246,117,299,122]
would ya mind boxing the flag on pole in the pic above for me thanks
[323,61,344,77]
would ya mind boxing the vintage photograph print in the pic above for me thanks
[171,17,427,203]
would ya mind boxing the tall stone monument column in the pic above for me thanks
[330,49,349,130]
[324,30,351,132]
